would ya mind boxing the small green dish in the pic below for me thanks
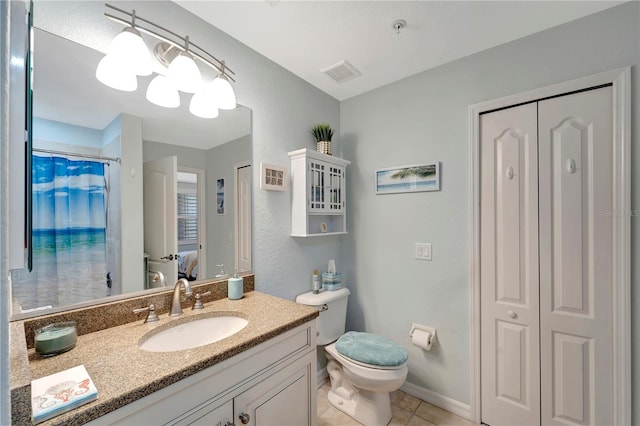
[34,321,77,356]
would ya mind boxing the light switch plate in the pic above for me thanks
[415,243,432,261]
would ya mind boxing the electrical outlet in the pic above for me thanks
[415,243,432,261]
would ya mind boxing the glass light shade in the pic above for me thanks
[167,53,202,93]
[95,54,137,92]
[210,75,236,110]
[189,89,219,119]
[146,75,180,108]
[109,27,152,76]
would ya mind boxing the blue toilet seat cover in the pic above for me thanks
[336,331,408,367]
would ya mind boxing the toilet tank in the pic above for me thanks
[296,288,350,345]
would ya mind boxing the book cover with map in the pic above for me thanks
[31,365,98,424]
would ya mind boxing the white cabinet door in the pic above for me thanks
[234,353,314,426]
[480,102,540,426]
[307,159,345,214]
[538,87,613,426]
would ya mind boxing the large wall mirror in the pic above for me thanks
[11,2,252,318]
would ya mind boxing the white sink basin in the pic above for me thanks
[138,316,249,352]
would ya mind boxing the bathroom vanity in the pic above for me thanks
[10,281,319,425]
[88,317,316,426]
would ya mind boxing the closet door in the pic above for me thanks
[480,103,540,426]
[538,87,613,426]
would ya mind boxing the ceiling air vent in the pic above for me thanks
[321,60,361,83]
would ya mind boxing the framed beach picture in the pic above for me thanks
[375,162,441,194]
[216,178,224,214]
[260,162,286,191]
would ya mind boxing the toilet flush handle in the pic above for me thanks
[320,304,329,312]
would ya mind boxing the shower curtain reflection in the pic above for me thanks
[12,155,110,311]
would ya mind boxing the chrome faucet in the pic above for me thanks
[170,278,193,317]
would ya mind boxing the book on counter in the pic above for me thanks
[31,364,98,424]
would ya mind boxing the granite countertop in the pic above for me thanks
[10,290,318,425]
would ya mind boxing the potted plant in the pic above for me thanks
[310,123,334,155]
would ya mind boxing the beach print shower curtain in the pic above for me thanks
[13,155,109,311]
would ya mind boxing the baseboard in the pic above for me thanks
[400,381,471,421]
[317,367,328,388]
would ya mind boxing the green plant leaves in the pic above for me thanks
[310,123,334,142]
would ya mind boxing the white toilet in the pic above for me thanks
[296,288,408,426]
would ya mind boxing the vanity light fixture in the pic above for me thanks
[97,4,237,117]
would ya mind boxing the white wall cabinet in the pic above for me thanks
[288,149,351,237]
[87,321,317,426]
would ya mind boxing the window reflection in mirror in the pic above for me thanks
[11,22,252,317]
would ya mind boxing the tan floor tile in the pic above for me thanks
[388,404,413,426]
[316,387,469,426]
[414,402,474,426]
[317,382,332,417]
[317,405,363,426]
[407,416,438,426]
[390,390,421,413]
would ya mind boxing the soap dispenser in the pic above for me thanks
[228,267,243,300]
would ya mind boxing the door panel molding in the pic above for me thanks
[469,67,631,425]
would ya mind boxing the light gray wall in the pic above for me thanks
[143,140,209,169]
[341,1,639,411]
[119,113,144,294]
[206,135,251,277]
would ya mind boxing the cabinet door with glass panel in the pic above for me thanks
[308,159,345,214]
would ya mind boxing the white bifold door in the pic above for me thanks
[480,86,613,426]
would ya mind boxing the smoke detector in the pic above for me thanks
[392,19,407,34]
[321,60,361,83]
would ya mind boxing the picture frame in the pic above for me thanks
[216,178,224,214]
[260,162,287,191]
[375,162,441,194]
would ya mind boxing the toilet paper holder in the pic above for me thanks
[409,323,437,350]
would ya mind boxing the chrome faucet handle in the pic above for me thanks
[192,291,212,310]
[133,304,159,323]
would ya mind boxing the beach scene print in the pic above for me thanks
[376,163,440,194]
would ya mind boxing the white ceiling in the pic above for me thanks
[175,0,625,101]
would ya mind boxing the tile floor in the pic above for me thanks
[317,381,475,426]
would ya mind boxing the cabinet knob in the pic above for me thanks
[223,422,235,426]
[507,310,517,319]
[239,413,250,424]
